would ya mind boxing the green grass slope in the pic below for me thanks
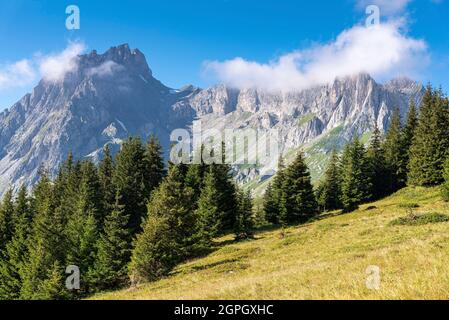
[92,187,449,300]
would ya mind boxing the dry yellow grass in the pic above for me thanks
[91,186,449,300]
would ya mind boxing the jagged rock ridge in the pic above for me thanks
[0,44,424,195]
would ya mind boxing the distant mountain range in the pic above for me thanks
[0,44,424,196]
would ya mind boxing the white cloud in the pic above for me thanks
[87,61,124,77]
[204,22,428,92]
[0,42,86,91]
[356,0,411,16]
[39,42,86,82]
[0,60,36,89]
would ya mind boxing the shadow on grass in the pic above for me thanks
[189,258,240,272]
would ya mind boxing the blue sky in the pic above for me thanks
[0,0,448,110]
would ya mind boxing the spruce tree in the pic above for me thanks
[0,186,32,299]
[341,137,372,212]
[128,214,179,283]
[14,185,33,225]
[113,137,148,235]
[194,168,221,248]
[129,166,194,282]
[281,151,318,223]
[64,183,98,295]
[79,160,104,225]
[185,164,204,205]
[21,174,66,299]
[53,152,80,227]
[383,108,404,191]
[408,86,449,186]
[402,101,418,169]
[235,189,254,240]
[154,165,197,250]
[155,165,197,255]
[169,161,190,182]
[0,190,15,254]
[91,194,131,290]
[264,155,286,224]
[99,144,116,218]
[367,123,389,200]
[211,143,238,231]
[319,150,342,211]
[34,261,66,300]
[143,135,166,197]
[263,183,278,223]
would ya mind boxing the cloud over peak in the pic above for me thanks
[0,42,130,92]
[204,21,428,92]
[0,42,86,91]
[39,42,86,82]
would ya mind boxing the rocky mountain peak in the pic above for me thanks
[0,45,425,196]
[384,77,422,94]
[77,43,152,78]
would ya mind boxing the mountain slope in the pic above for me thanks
[0,44,424,195]
[92,186,449,300]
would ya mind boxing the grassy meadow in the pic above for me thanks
[92,186,449,300]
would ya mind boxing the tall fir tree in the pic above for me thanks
[263,183,278,223]
[128,214,179,284]
[143,135,166,197]
[185,164,204,205]
[367,123,389,200]
[408,86,449,186]
[341,137,372,212]
[53,152,80,227]
[383,108,405,191]
[194,168,221,248]
[34,261,66,300]
[62,160,104,295]
[263,155,286,224]
[98,145,116,219]
[79,161,104,225]
[20,174,66,300]
[112,137,148,235]
[64,191,98,296]
[91,193,131,290]
[0,186,31,299]
[129,165,195,282]
[402,100,418,170]
[162,165,197,256]
[211,143,238,231]
[235,189,254,240]
[280,151,318,224]
[319,150,342,211]
[0,190,14,255]
[13,185,33,225]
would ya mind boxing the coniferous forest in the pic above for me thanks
[0,85,448,300]
[0,134,253,299]
[266,86,449,234]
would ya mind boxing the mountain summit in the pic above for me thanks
[0,44,195,193]
[0,45,424,195]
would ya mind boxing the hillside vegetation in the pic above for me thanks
[92,186,449,300]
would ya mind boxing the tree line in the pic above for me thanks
[0,137,253,299]
[264,85,449,221]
